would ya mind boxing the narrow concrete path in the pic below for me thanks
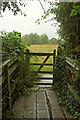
[12,87,65,119]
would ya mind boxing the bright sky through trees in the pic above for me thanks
[0,1,59,39]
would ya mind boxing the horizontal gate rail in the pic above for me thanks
[30,71,53,74]
[29,52,53,56]
[30,63,53,66]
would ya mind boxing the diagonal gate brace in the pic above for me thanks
[35,55,50,75]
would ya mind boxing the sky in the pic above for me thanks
[0,1,59,39]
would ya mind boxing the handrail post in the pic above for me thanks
[53,49,56,84]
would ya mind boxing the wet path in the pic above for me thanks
[11,75,65,119]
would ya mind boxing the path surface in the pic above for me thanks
[11,75,65,119]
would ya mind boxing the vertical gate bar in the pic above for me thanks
[26,49,30,81]
[53,49,56,84]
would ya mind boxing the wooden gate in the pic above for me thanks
[26,49,56,84]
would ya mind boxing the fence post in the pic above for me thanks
[6,64,12,111]
[19,48,24,83]
[53,49,56,84]
[25,49,30,81]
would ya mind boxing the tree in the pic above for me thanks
[1,31,21,61]
[49,37,57,44]
[0,1,27,17]
[38,2,80,54]
[22,33,49,45]
[40,33,49,44]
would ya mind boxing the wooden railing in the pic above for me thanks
[66,57,79,71]
[65,57,80,104]
[0,58,20,112]
[1,48,27,112]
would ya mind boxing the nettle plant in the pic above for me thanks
[1,31,25,62]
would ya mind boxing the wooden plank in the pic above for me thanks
[36,77,53,79]
[8,63,18,76]
[1,58,17,68]
[30,63,53,66]
[0,58,17,79]
[29,53,53,56]
[30,71,53,74]
[1,59,10,68]
[34,82,52,85]
[66,57,79,71]
[8,58,17,67]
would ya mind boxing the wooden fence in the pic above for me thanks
[0,49,27,112]
[0,58,19,112]
[65,57,80,104]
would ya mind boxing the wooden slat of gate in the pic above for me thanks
[30,63,53,66]
[29,53,53,56]
[31,71,53,74]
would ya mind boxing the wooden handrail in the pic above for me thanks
[1,57,19,111]
[65,57,79,71]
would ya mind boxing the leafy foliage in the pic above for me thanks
[1,31,26,62]
[0,1,27,17]
[70,3,80,16]
[54,48,80,119]
[38,2,80,56]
